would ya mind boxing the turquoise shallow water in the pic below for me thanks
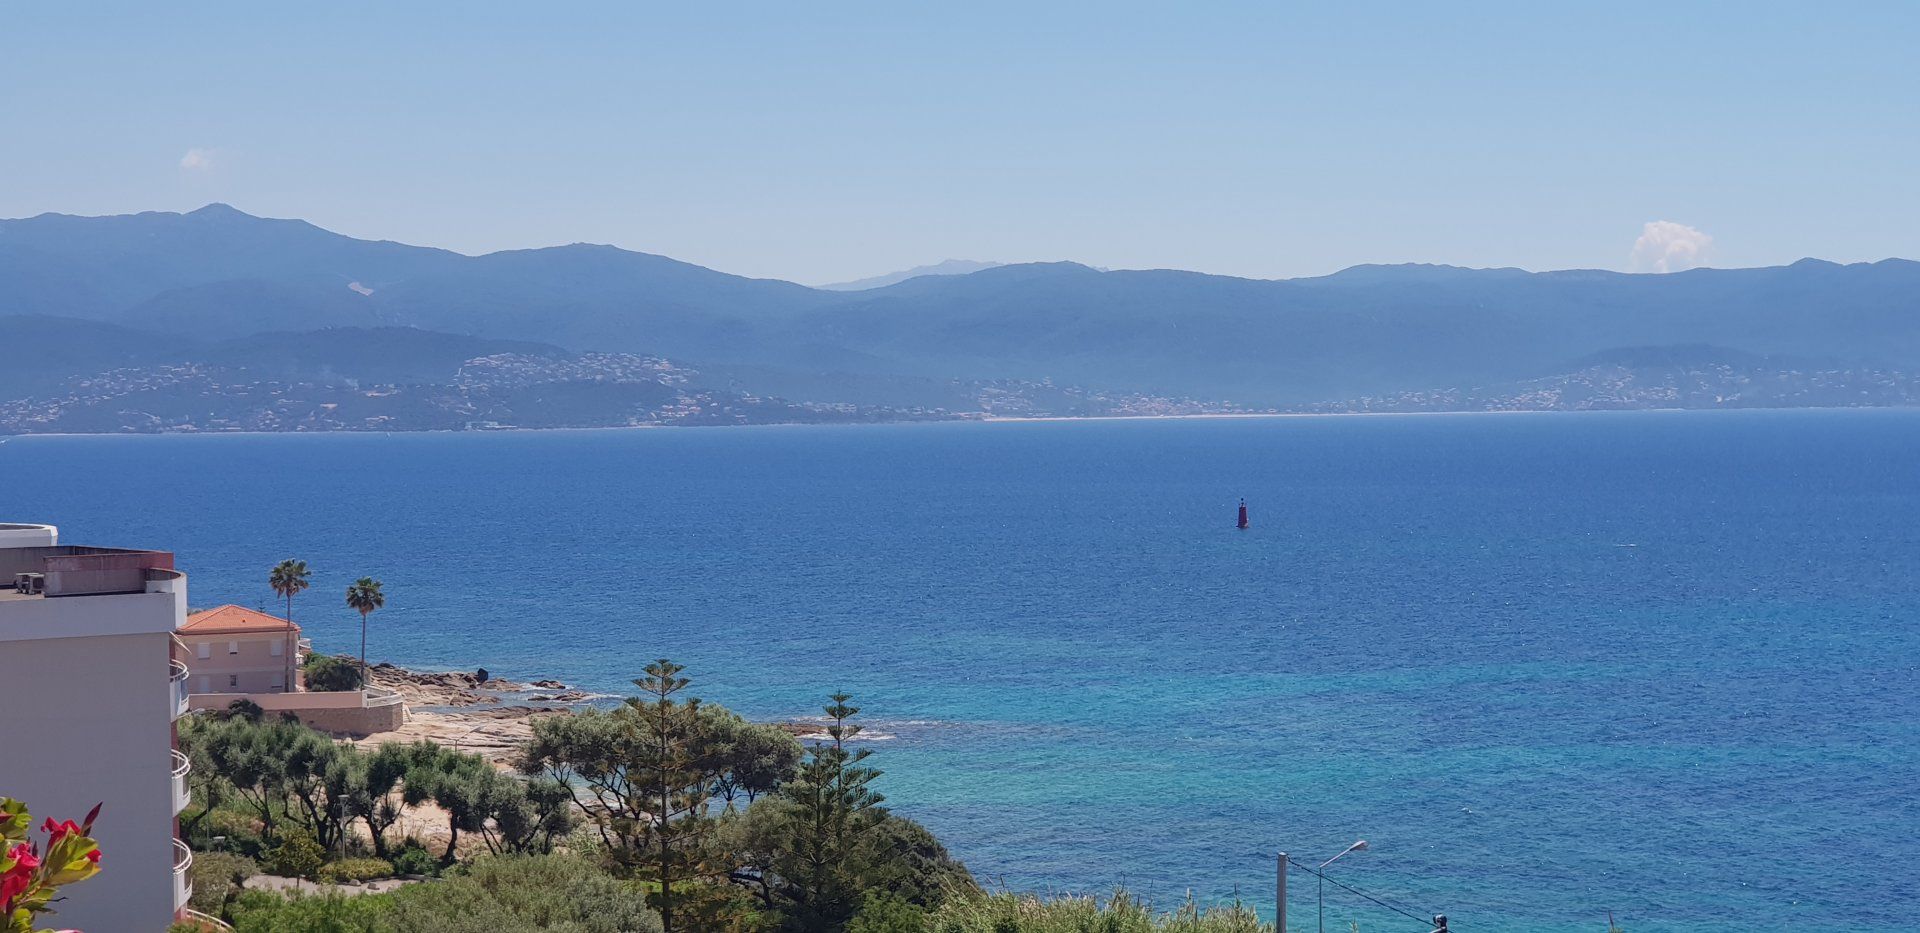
[4,411,1917,931]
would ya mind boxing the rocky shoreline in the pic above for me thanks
[351,662,585,765]
[350,660,821,765]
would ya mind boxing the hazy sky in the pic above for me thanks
[4,2,1916,283]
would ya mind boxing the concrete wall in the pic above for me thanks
[0,523,57,547]
[0,630,182,931]
[189,689,406,736]
[184,630,300,693]
[291,701,406,736]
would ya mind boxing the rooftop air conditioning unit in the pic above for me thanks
[14,572,46,595]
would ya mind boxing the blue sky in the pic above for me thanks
[3,2,1916,282]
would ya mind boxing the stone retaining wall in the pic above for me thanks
[189,689,407,737]
[286,701,405,736]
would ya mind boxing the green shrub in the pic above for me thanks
[317,857,395,884]
[222,698,266,722]
[263,828,327,879]
[866,814,980,908]
[226,888,399,932]
[928,891,1271,933]
[385,853,661,933]
[304,655,364,692]
[191,803,265,855]
[389,842,440,878]
[188,851,258,915]
[850,890,929,933]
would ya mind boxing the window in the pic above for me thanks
[270,639,284,657]
[270,674,285,692]
[227,640,239,655]
[227,674,238,689]
[197,677,210,694]
[196,642,210,660]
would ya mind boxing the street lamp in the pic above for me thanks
[1318,839,1368,933]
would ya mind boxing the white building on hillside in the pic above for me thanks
[0,523,196,931]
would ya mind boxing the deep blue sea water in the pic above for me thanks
[4,411,1917,932]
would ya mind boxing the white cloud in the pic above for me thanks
[179,148,216,172]
[1630,220,1713,273]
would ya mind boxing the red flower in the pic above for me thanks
[41,818,80,843]
[1,869,29,907]
[6,844,38,872]
[84,849,100,864]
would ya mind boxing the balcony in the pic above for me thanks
[172,838,193,912]
[171,748,192,815]
[169,658,191,718]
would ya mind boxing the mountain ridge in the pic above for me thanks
[6,205,1920,406]
[816,259,1007,291]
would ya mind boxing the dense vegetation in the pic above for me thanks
[173,660,1294,932]
[172,662,993,932]
[209,887,1280,933]
[301,654,363,691]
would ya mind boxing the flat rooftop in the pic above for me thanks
[1,545,178,599]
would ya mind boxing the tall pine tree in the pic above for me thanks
[623,659,721,933]
[773,693,888,932]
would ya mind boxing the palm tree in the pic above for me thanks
[269,559,311,691]
[344,577,385,688]
[268,559,311,622]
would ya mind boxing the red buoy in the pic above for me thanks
[1237,498,1249,529]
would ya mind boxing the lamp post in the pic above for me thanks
[1318,839,1368,933]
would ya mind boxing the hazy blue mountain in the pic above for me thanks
[0,205,836,363]
[359,242,835,361]
[816,259,1005,291]
[792,258,1920,402]
[5,206,1920,406]
[201,327,571,384]
[1316,342,1920,413]
[0,315,191,396]
[0,204,455,321]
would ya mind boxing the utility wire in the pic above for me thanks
[1282,858,1443,929]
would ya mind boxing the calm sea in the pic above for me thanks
[4,411,1916,931]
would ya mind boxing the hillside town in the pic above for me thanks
[0,354,1252,434]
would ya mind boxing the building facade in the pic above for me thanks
[180,604,306,694]
[0,523,194,931]
[182,605,406,736]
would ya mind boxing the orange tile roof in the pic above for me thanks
[181,604,301,636]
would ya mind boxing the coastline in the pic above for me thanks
[351,662,584,765]
[8,405,1908,442]
[349,660,822,766]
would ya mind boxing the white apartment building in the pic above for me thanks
[0,523,194,931]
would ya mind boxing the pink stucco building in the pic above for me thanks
[179,604,305,694]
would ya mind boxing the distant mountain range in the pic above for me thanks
[4,204,1920,431]
[1315,344,1920,413]
[816,259,1005,291]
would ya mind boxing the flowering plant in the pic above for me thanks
[0,798,102,933]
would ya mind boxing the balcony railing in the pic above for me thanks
[169,658,191,719]
[172,838,193,911]
[362,686,404,708]
[181,907,235,931]
[171,749,192,815]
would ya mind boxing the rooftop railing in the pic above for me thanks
[0,546,176,597]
